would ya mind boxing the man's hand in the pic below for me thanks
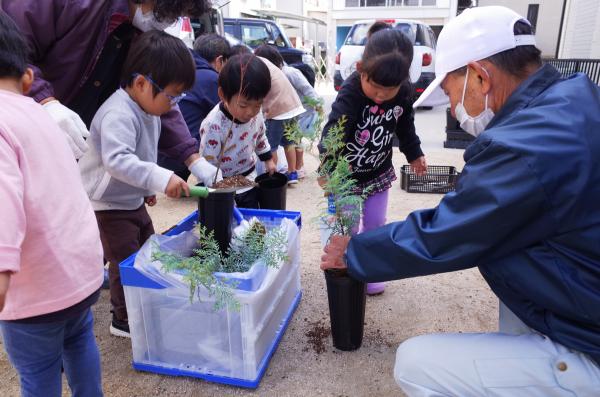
[317,175,328,188]
[320,235,351,271]
[265,159,277,175]
[0,271,11,312]
[410,156,427,176]
[165,174,190,198]
[145,195,157,206]
[43,100,90,159]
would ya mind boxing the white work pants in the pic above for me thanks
[394,303,600,396]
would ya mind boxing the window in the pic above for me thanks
[345,0,437,6]
[224,24,235,37]
[415,24,433,46]
[345,23,370,45]
[527,4,539,32]
[429,28,437,49]
[270,25,288,48]
[241,24,270,47]
[395,23,417,44]
[365,0,386,6]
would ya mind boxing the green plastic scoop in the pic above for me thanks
[186,186,210,198]
[182,184,255,198]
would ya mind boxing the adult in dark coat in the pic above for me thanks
[322,7,600,396]
[2,0,219,184]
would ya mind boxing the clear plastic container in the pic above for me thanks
[120,209,302,388]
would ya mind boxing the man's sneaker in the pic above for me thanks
[110,317,130,338]
[297,167,306,179]
[287,171,298,185]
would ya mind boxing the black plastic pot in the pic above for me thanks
[324,269,366,351]
[198,191,235,254]
[255,172,288,210]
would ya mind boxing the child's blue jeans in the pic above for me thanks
[0,308,102,397]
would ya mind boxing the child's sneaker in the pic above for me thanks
[297,167,306,179]
[366,282,385,296]
[287,171,298,185]
[110,316,130,338]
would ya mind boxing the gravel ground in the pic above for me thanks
[0,103,498,396]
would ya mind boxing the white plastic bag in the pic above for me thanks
[133,217,300,297]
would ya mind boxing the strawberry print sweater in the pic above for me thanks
[319,72,424,184]
[199,103,272,178]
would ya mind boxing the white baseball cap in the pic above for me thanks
[413,6,536,108]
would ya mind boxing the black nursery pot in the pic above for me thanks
[255,172,288,210]
[324,269,367,351]
[198,191,235,254]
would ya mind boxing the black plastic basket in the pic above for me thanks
[400,165,459,194]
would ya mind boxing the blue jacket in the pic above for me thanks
[179,51,220,140]
[346,64,600,365]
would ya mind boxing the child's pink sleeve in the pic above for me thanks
[0,130,25,274]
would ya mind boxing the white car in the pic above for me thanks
[334,19,437,104]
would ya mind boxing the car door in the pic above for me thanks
[223,20,238,40]
[267,23,303,65]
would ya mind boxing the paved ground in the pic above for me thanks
[0,85,497,396]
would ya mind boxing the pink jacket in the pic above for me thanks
[0,90,103,320]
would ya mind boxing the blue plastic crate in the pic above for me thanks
[120,208,302,388]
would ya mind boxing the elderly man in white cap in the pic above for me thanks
[321,6,600,396]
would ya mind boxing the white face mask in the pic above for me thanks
[132,6,173,32]
[454,67,495,137]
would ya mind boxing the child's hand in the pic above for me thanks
[165,175,190,198]
[0,271,11,312]
[145,195,157,206]
[265,159,277,175]
[410,156,427,176]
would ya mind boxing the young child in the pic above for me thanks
[162,33,232,182]
[199,53,276,208]
[319,29,427,295]
[79,30,195,337]
[254,44,323,183]
[0,12,103,396]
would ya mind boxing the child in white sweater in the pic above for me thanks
[199,54,276,208]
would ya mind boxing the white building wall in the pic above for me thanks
[276,1,305,40]
[477,0,563,57]
[331,1,454,25]
[221,0,268,18]
[559,0,600,58]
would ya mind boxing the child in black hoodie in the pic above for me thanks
[319,29,427,295]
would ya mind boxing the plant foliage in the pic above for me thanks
[283,96,325,150]
[318,115,369,237]
[153,221,288,311]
